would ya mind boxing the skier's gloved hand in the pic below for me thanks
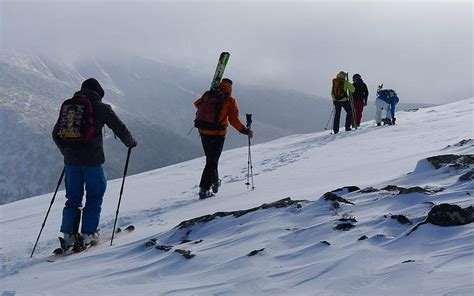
[128,140,137,148]
[240,127,253,138]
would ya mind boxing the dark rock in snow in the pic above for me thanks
[459,169,474,181]
[360,187,379,193]
[426,154,473,170]
[320,241,331,245]
[330,186,360,195]
[334,223,355,231]
[426,204,474,226]
[382,185,431,195]
[390,214,412,225]
[402,260,415,263]
[175,249,195,259]
[145,238,157,247]
[323,192,355,205]
[180,239,192,244]
[407,203,474,236]
[247,248,265,256]
[177,197,306,229]
[155,245,173,252]
[358,235,368,241]
[445,139,472,148]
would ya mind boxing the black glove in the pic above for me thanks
[240,127,250,135]
[240,127,253,138]
[128,140,137,148]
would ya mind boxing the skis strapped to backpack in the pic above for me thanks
[52,94,95,146]
[194,52,230,130]
[210,52,230,91]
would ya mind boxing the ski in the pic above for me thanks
[47,225,135,262]
[210,52,230,91]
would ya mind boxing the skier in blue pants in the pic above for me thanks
[53,78,136,249]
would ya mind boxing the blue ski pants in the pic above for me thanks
[60,165,107,234]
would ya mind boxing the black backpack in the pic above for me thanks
[53,94,95,146]
[194,90,226,130]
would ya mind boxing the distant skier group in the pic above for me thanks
[331,71,400,134]
[40,55,399,255]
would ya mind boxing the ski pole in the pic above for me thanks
[346,72,358,129]
[245,114,255,190]
[30,167,65,258]
[110,147,132,246]
[324,107,335,130]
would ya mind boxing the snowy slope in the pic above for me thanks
[1,98,473,295]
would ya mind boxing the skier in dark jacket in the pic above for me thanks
[351,74,369,127]
[53,78,136,249]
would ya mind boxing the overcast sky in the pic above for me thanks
[1,0,472,104]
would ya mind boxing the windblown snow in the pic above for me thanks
[1,98,473,295]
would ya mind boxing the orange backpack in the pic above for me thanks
[332,78,346,100]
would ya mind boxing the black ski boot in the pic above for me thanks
[211,179,221,194]
[199,188,214,199]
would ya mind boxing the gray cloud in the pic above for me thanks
[2,0,472,104]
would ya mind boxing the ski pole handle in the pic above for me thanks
[246,113,252,128]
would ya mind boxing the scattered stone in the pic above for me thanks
[445,139,472,148]
[360,187,379,193]
[193,240,203,244]
[320,241,331,245]
[145,238,157,247]
[331,201,340,209]
[177,197,306,229]
[381,185,430,195]
[402,260,415,264]
[247,248,265,256]
[358,235,368,241]
[334,223,355,231]
[426,204,474,226]
[390,214,412,225]
[155,245,173,252]
[323,192,355,205]
[331,186,360,195]
[426,154,473,170]
[180,239,192,244]
[459,169,474,181]
[339,213,357,223]
[407,203,474,236]
[174,249,195,259]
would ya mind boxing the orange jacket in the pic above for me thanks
[194,80,245,136]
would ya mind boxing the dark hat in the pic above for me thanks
[81,78,104,98]
[352,73,362,80]
[221,78,233,85]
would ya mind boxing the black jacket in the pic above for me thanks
[352,80,369,103]
[53,88,135,166]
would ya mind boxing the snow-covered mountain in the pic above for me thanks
[1,98,472,295]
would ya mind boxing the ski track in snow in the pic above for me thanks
[1,98,473,295]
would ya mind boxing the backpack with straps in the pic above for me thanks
[332,77,346,100]
[194,90,226,130]
[53,94,95,147]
